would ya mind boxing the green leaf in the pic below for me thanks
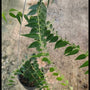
[56,75,64,81]
[53,73,59,76]
[30,28,38,34]
[56,77,63,81]
[64,46,75,55]
[49,36,58,42]
[65,80,69,85]
[25,22,38,28]
[55,40,69,49]
[47,0,50,7]
[8,83,14,85]
[85,70,89,74]
[66,49,79,56]
[8,80,14,82]
[60,83,66,86]
[49,67,55,72]
[29,4,38,10]
[9,13,16,18]
[10,76,15,78]
[46,34,54,41]
[80,61,88,68]
[75,54,87,60]
[21,34,39,40]
[42,57,51,64]
[9,8,18,12]
[16,14,21,24]
[2,12,7,22]
[17,12,22,17]
[44,30,50,36]
[32,53,49,57]
[47,21,50,25]
[50,24,53,29]
[27,9,37,15]
[28,41,40,48]
[24,15,29,22]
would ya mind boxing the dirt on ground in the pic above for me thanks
[2,0,88,90]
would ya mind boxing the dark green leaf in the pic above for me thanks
[66,49,79,56]
[80,61,88,68]
[30,28,38,34]
[32,53,49,57]
[21,34,39,40]
[47,21,50,25]
[44,30,50,36]
[27,9,37,15]
[29,4,38,10]
[24,15,29,22]
[49,67,55,72]
[28,41,40,48]
[25,22,38,28]
[47,0,50,7]
[64,46,75,55]
[42,57,51,64]
[75,54,87,60]
[46,34,54,41]
[85,70,89,74]
[9,80,14,82]
[49,36,58,42]
[55,40,69,49]
[9,13,16,18]
[16,14,21,24]
[17,12,22,17]
[50,24,53,28]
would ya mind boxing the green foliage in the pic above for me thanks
[21,34,39,40]
[55,39,69,49]
[75,52,88,60]
[31,53,49,58]
[49,36,58,42]
[64,45,80,56]
[85,70,88,74]
[53,72,59,76]
[79,60,88,68]
[9,8,22,24]
[27,9,37,15]
[56,75,64,81]
[9,13,16,18]
[2,12,7,23]
[49,67,55,72]
[28,41,41,48]
[9,8,18,12]
[42,57,51,64]
[8,0,88,89]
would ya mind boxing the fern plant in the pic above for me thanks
[8,0,88,90]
